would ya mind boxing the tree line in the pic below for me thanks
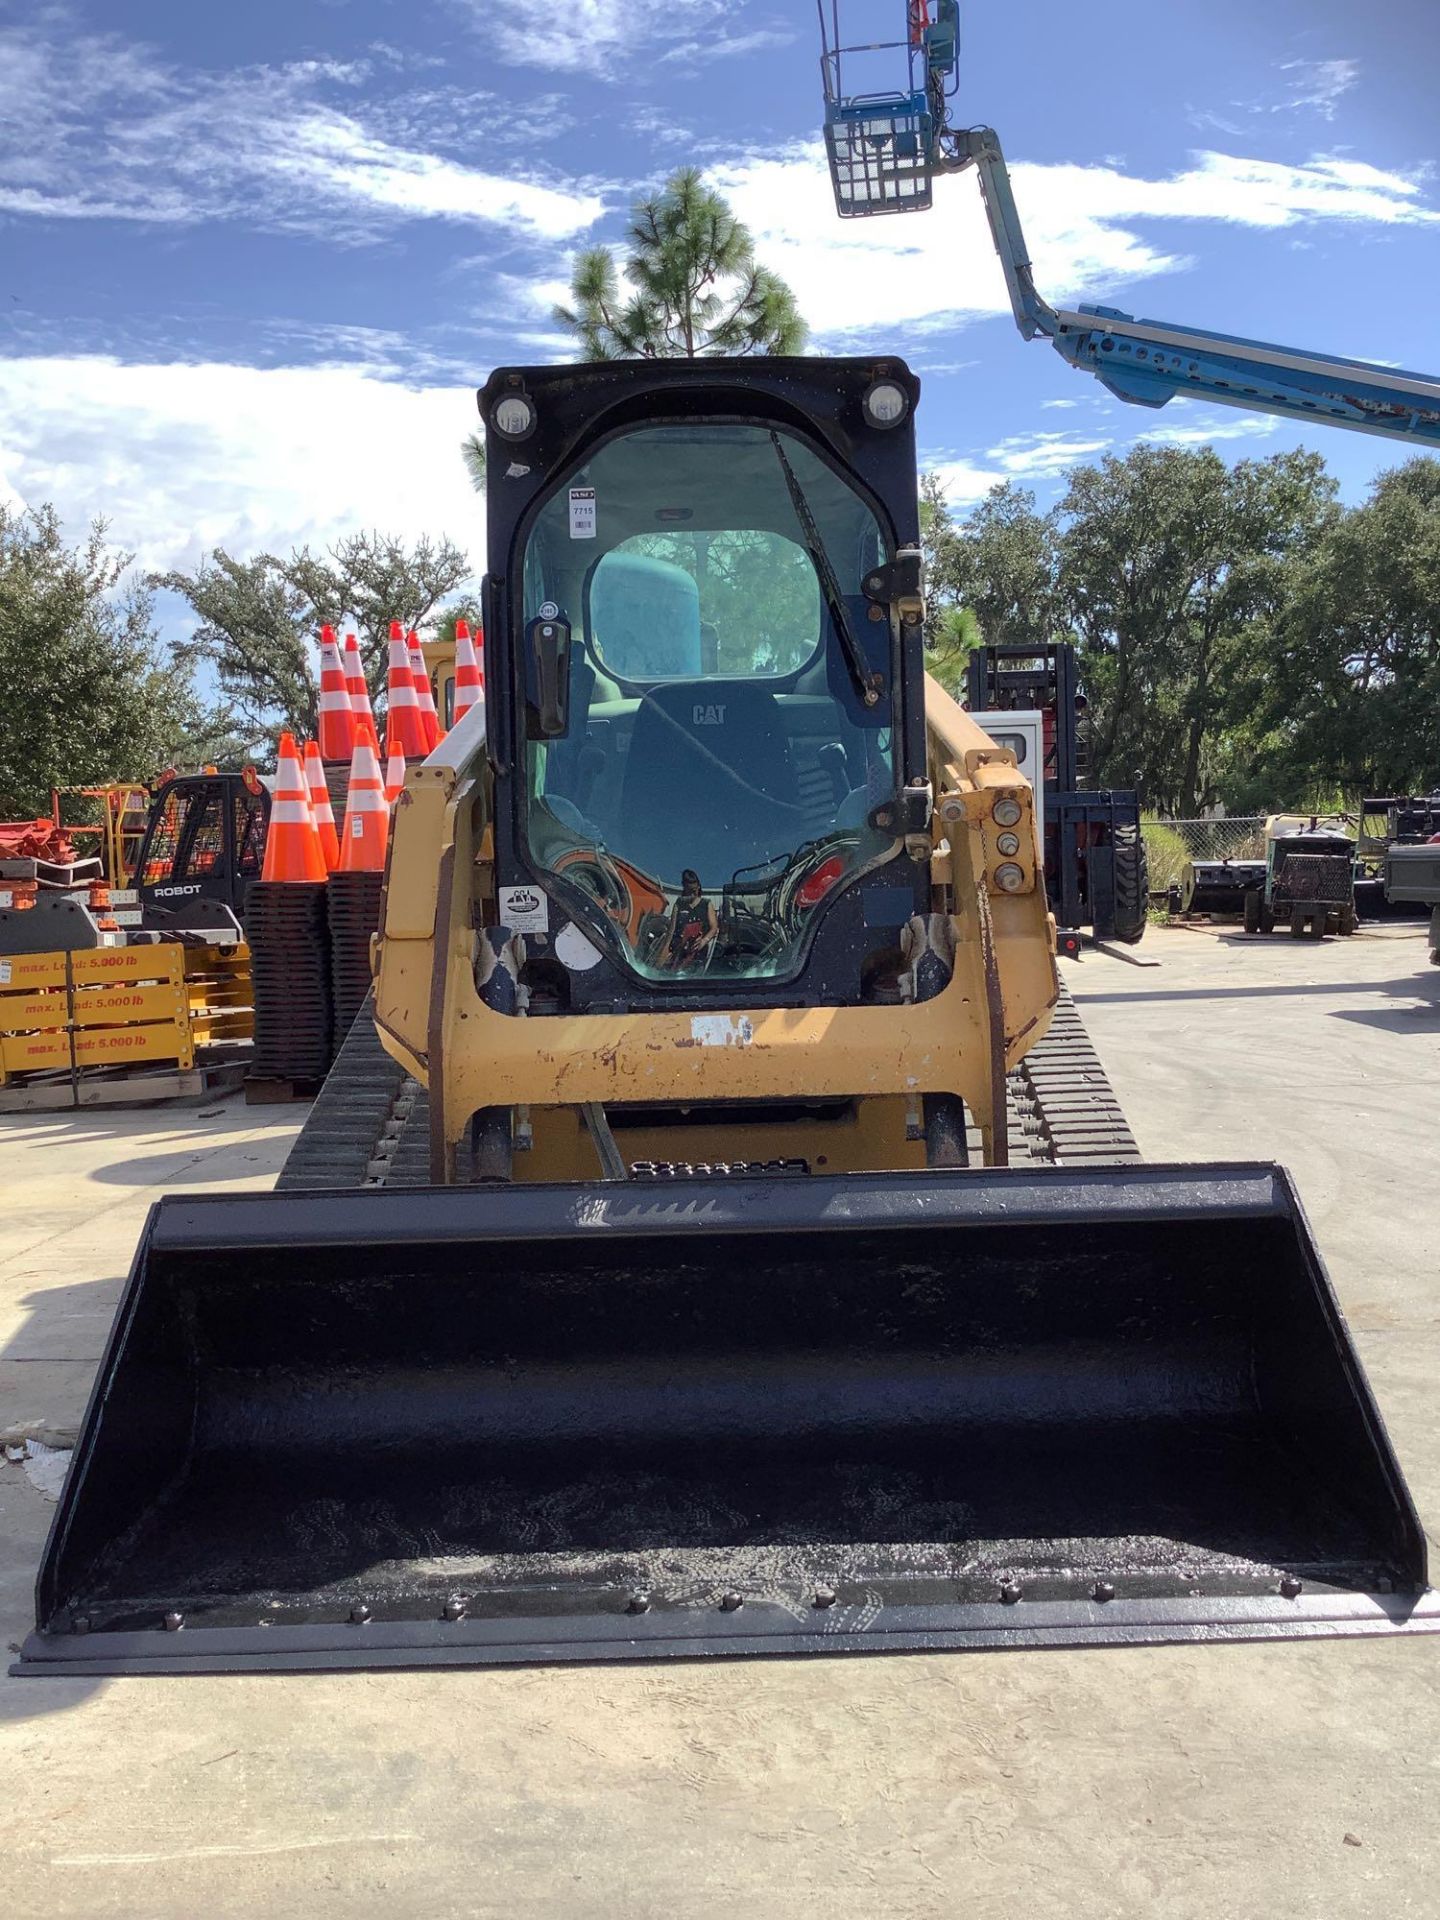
[923,447,1440,816]
[6,440,1437,821]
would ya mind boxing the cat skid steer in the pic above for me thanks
[16,356,1434,1678]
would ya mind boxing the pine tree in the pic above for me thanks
[555,168,807,360]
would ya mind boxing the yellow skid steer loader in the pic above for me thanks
[17,358,1434,1675]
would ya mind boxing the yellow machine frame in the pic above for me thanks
[374,674,1057,1182]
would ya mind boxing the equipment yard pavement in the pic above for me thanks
[1,922,1437,1920]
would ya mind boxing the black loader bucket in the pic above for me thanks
[16,1166,1436,1675]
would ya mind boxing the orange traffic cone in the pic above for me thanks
[407,627,441,750]
[384,729,406,804]
[317,626,357,763]
[385,620,429,758]
[453,618,484,722]
[261,732,329,884]
[338,719,391,873]
[344,631,376,732]
[303,738,340,870]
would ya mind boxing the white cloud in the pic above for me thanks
[1275,59,1359,120]
[926,458,1008,506]
[0,358,485,576]
[1189,56,1360,134]
[0,24,604,241]
[471,1,790,78]
[1139,412,1281,448]
[925,406,1288,509]
[1041,398,1080,409]
[704,143,1438,345]
[986,431,1114,477]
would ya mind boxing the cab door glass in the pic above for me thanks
[518,421,899,982]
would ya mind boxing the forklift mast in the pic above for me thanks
[965,643,1084,793]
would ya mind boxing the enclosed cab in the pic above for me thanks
[373,357,1058,1178]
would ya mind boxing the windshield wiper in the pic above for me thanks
[769,432,883,709]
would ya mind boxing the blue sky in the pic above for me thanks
[0,0,1437,593]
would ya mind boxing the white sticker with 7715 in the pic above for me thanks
[568,487,597,539]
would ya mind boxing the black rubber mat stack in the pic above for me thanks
[243,881,332,1098]
[326,870,385,1041]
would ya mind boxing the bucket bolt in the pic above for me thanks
[627,1591,651,1615]
[813,1586,837,1610]
[1092,1580,1116,1603]
[1279,1575,1303,1599]
[163,1610,185,1632]
[349,1603,372,1625]
[999,1580,1022,1606]
[442,1596,468,1621]
[718,1590,744,1613]
[71,1615,91,1636]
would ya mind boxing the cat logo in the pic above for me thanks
[692,703,726,726]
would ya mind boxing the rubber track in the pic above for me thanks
[277,980,1138,1187]
[1008,980,1140,1165]
[275,998,426,1191]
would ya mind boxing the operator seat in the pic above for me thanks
[618,682,810,889]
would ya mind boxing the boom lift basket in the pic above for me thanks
[824,97,934,215]
[17,1166,1435,1675]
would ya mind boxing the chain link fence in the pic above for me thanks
[1140,816,1266,897]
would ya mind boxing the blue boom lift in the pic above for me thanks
[818,2,1440,447]
[818,1,1440,947]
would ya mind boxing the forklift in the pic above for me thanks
[966,642,1146,954]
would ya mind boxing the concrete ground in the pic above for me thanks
[1,922,1437,1918]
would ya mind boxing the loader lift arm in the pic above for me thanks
[819,8,1440,450]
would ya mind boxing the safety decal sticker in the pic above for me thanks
[499,885,550,934]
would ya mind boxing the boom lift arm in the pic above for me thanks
[818,5,1440,449]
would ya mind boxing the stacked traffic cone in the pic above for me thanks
[261,733,327,884]
[344,631,375,731]
[304,738,340,870]
[385,620,429,758]
[337,720,390,873]
[246,730,333,1099]
[453,619,484,723]
[407,628,442,750]
[331,633,377,815]
[316,626,357,763]
[328,719,390,1038]
[384,731,406,804]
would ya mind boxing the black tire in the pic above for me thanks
[1109,819,1149,945]
[1243,889,1261,935]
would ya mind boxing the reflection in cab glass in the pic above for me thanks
[521,422,898,981]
